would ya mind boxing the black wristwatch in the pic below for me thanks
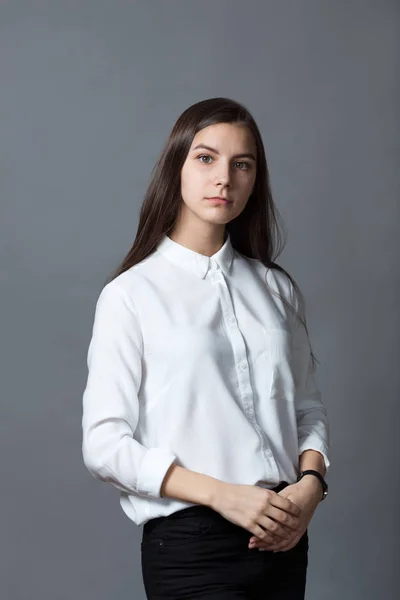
[296,469,328,501]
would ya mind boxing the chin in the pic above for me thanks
[204,218,232,227]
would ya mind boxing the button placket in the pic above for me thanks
[207,265,278,477]
[217,275,256,407]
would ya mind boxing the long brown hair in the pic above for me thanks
[107,97,318,369]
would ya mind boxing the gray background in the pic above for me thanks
[1,1,399,598]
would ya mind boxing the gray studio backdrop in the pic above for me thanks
[1,2,399,599]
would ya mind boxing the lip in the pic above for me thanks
[206,197,232,204]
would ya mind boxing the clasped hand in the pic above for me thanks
[248,479,321,552]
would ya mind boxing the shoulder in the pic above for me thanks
[95,261,150,317]
[241,254,293,303]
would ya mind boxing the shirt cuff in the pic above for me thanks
[136,447,177,498]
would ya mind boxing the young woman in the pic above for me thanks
[82,97,330,599]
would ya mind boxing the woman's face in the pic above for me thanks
[180,122,257,227]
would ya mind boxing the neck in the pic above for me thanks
[169,216,227,257]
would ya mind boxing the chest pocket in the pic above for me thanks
[262,328,296,400]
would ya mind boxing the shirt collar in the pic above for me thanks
[155,232,234,279]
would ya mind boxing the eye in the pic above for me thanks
[235,161,251,170]
[197,155,252,170]
[197,154,213,164]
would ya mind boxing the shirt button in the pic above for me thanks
[239,361,247,370]
[228,316,236,324]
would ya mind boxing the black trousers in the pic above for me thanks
[140,481,309,599]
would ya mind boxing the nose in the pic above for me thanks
[213,160,232,187]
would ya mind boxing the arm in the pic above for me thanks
[82,280,229,507]
[290,284,331,474]
[81,281,177,499]
[160,464,221,507]
[248,318,330,552]
[299,449,326,478]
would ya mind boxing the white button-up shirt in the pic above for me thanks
[82,233,330,526]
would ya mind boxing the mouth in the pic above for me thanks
[206,197,232,204]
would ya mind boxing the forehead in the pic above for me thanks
[191,123,256,152]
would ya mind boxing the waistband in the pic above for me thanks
[144,480,290,531]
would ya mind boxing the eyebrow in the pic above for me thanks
[191,144,256,161]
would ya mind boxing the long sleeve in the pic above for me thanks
[290,283,331,472]
[81,281,177,498]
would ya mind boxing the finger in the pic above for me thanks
[259,510,299,539]
[248,529,289,545]
[257,515,291,541]
[264,505,300,531]
[269,533,302,552]
[269,493,301,517]
[249,538,275,551]
[250,524,282,545]
[250,538,283,551]
[257,540,293,552]
[251,528,303,550]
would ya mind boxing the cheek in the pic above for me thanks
[244,172,256,194]
[233,192,251,213]
[181,168,206,200]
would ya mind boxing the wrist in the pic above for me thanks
[296,475,323,501]
[207,479,226,510]
[297,467,328,502]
